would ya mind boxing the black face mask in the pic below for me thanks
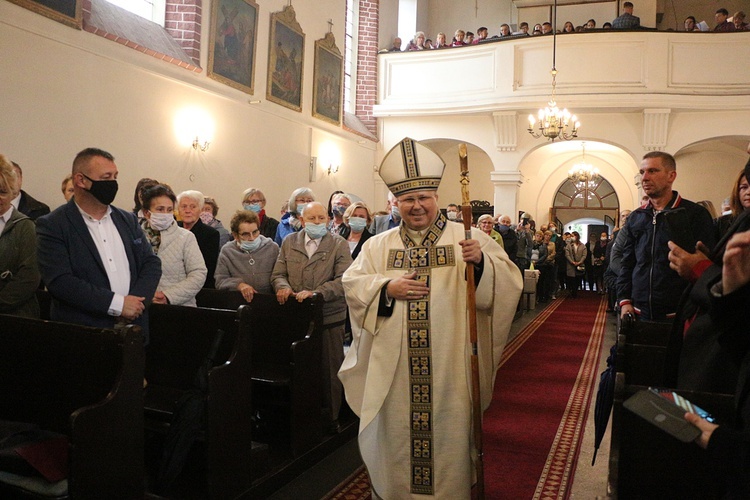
[82,173,118,205]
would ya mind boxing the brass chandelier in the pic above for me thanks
[527,0,580,141]
[568,142,599,186]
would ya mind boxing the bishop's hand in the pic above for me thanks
[386,270,429,300]
[459,238,482,264]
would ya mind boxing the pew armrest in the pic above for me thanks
[69,326,144,499]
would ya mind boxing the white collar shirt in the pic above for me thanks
[76,203,131,316]
[10,192,20,210]
[304,233,321,258]
[0,205,13,234]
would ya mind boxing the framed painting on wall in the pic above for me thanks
[312,32,343,126]
[207,0,259,94]
[266,5,304,112]
[7,0,82,29]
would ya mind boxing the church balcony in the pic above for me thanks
[374,31,750,117]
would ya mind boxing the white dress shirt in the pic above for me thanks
[304,233,320,258]
[0,205,13,234]
[10,192,20,210]
[77,204,131,316]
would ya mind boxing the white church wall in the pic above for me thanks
[0,0,378,218]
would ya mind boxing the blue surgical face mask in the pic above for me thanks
[391,205,401,219]
[304,222,328,239]
[240,238,261,252]
[296,204,307,215]
[244,203,262,213]
[348,217,367,233]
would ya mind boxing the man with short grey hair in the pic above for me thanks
[370,191,401,234]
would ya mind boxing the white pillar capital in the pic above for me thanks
[642,109,671,151]
[490,170,523,187]
[493,111,518,152]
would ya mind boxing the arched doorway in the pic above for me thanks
[551,175,620,240]
[517,140,639,232]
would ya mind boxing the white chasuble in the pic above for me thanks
[340,214,522,498]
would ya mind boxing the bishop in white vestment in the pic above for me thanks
[339,138,522,498]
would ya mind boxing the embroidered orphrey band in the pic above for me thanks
[386,213,455,495]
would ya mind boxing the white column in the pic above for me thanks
[491,170,523,219]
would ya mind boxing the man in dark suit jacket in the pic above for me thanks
[11,162,50,220]
[36,148,161,339]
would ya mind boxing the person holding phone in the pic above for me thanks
[684,230,750,498]
[667,162,750,392]
[617,152,716,321]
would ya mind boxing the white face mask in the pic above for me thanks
[149,212,174,231]
[446,211,457,221]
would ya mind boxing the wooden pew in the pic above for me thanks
[146,303,263,499]
[616,315,672,387]
[247,293,325,458]
[196,288,247,311]
[194,289,327,457]
[608,315,735,498]
[0,314,144,499]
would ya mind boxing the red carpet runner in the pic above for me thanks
[484,292,607,499]
[324,292,606,500]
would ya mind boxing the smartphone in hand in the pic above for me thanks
[623,388,715,442]
[663,208,696,253]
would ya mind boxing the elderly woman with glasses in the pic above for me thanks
[215,210,279,303]
[477,214,503,247]
[241,187,279,239]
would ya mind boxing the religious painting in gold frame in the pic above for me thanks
[266,5,304,112]
[312,32,343,126]
[207,0,259,94]
[7,0,82,29]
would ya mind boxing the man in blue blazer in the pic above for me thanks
[370,191,401,235]
[36,148,161,340]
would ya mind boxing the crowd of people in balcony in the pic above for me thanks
[384,4,749,53]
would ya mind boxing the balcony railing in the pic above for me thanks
[374,31,750,117]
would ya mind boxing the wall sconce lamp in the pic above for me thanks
[327,163,340,175]
[192,137,210,152]
[175,106,214,153]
